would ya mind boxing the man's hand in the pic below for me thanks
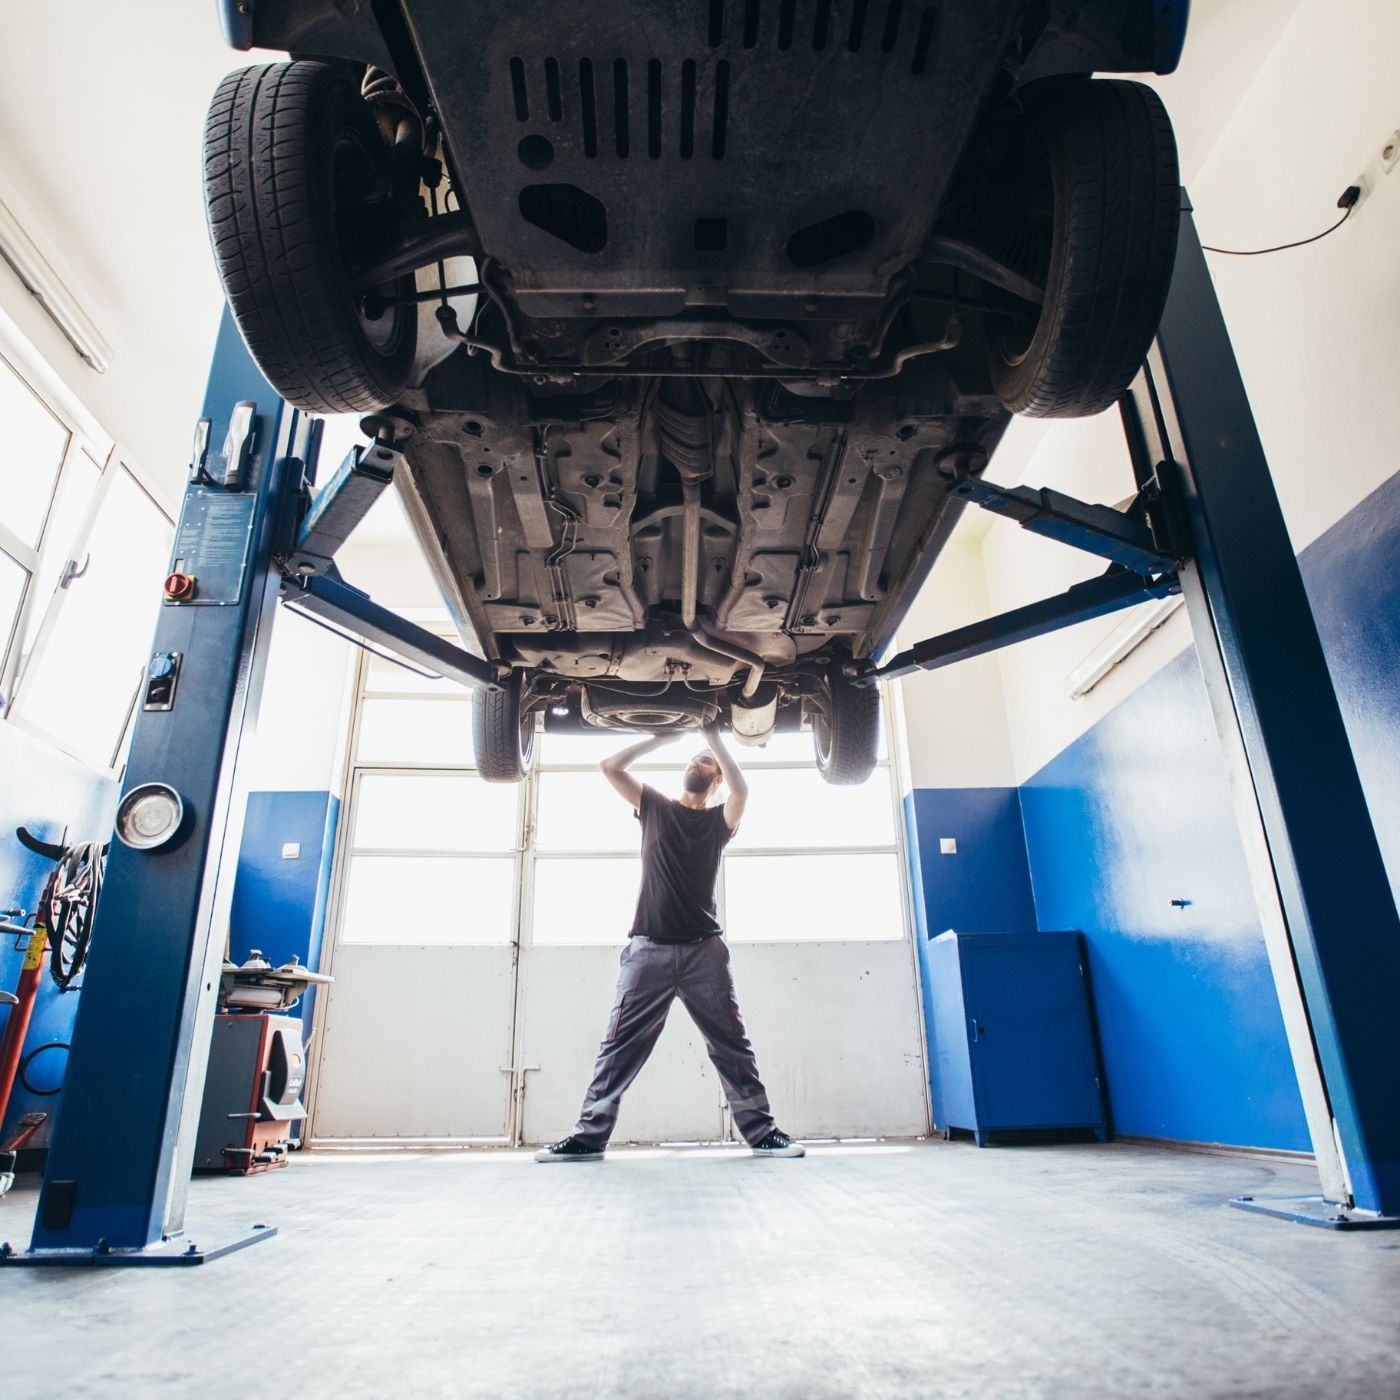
[702,722,748,831]
[600,733,673,810]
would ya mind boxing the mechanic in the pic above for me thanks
[535,724,805,1162]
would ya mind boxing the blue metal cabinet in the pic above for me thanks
[926,930,1106,1146]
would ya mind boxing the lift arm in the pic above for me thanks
[860,568,1180,685]
[281,570,503,692]
[285,435,397,577]
[949,477,1181,576]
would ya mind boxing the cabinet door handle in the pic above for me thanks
[970,1019,984,1042]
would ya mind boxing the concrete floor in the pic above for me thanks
[1,1139,1398,1399]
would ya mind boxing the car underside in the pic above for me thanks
[206,0,1188,780]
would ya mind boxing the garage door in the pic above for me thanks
[310,656,929,1145]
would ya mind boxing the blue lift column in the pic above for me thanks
[3,315,301,1264]
[1125,196,1400,1227]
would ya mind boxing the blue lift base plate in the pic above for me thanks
[1229,1195,1400,1230]
[0,1222,277,1265]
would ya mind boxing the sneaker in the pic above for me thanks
[751,1129,806,1158]
[534,1136,605,1163]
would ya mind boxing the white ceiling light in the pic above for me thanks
[0,194,112,373]
[1065,593,1184,701]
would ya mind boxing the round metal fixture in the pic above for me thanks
[115,783,186,851]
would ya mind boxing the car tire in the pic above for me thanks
[203,62,418,414]
[987,78,1179,419]
[474,672,537,783]
[812,673,880,786]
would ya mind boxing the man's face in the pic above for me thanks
[682,752,722,796]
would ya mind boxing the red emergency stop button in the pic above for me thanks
[164,571,196,602]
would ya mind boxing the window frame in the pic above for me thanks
[0,343,84,708]
[0,334,175,771]
[329,637,913,950]
[5,454,174,769]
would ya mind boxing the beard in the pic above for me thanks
[682,768,714,795]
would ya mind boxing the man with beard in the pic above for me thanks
[535,723,804,1162]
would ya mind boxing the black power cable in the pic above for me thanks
[1202,185,1361,257]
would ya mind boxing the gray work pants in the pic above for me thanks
[572,935,776,1148]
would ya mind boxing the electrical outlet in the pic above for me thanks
[1349,127,1400,215]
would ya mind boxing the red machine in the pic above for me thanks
[193,1013,309,1175]
[191,952,332,1175]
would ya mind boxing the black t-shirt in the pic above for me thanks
[629,784,736,941]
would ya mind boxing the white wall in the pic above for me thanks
[894,541,1018,791]
[899,0,1400,785]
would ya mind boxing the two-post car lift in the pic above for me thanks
[3,194,1397,1264]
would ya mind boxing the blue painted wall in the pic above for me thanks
[0,722,117,1141]
[903,787,1037,1118]
[906,468,1400,1152]
[228,790,340,1036]
[1301,468,1400,902]
[1019,649,1310,1149]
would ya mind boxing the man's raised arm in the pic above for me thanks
[600,734,670,810]
[702,723,748,831]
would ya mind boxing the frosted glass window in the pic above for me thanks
[532,857,642,944]
[723,853,904,941]
[355,696,473,764]
[537,718,883,767]
[728,767,895,850]
[340,855,516,944]
[13,468,171,763]
[0,358,69,548]
[363,651,463,695]
[726,730,816,764]
[535,769,686,851]
[353,773,519,852]
[539,728,658,766]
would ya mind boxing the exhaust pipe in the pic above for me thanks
[680,483,700,630]
[689,617,765,700]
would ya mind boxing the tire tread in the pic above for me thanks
[202,63,414,414]
[817,677,881,786]
[992,79,1179,419]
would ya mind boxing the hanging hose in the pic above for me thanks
[18,1041,67,1097]
[42,840,104,992]
[0,832,105,1123]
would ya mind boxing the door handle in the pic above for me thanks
[970,1019,984,1042]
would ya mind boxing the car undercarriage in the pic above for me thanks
[205,0,1188,780]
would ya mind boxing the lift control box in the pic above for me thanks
[193,1013,307,1174]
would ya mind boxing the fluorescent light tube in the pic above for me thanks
[1065,593,1184,700]
[0,195,112,373]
